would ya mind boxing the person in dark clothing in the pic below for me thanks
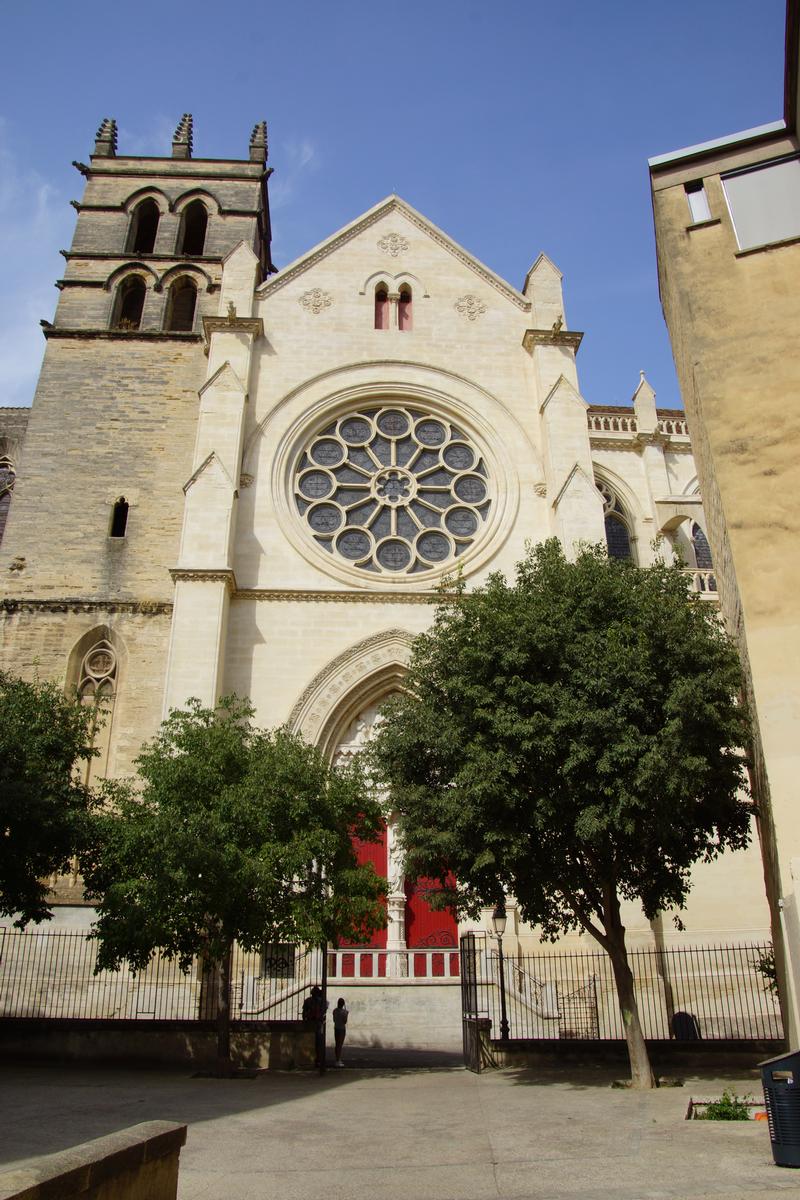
[333,997,349,1066]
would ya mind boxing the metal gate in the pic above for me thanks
[460,932,495,1073]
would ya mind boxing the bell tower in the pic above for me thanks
[0,115,273,776]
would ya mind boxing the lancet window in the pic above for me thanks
[77,638,118,785]
[398,286,412,331]
[597,481,634,562]
[691,522,713,569]
[374,286,390,330]
[0,456,16,545]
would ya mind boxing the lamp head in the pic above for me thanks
[491,902,507,937]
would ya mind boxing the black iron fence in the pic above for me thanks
[461,933,783,1042]
[0,928,322,1022]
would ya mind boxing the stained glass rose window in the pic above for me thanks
[293,406,492,575]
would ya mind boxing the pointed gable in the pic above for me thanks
[257,195,531,312]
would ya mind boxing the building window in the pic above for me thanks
[293,404,492,576]
[178,201,208,256]
[723,156,800,250]
[685,181,712,223]
[109,497,129,538]
[398,286,413,332]
[112,276,146,331]
[77,638,118,786]
[165,278,198,332]
[691,522,713,569]
[597,481,634,562]
[126,199,160,255]
[374,287,390,330]
[0,456,16,546]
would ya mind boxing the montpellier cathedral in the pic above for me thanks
[0,118,771,1034]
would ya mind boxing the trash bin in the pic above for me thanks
[760,1050,800,1168]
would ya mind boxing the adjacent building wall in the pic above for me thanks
[650,111,800,1037]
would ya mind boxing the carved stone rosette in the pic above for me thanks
[455,294,487,322]
[377,232,409,257]
[299,288,333,314]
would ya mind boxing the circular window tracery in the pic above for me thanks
[294,405,492,576]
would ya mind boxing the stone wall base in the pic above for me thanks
[0,1020,315,1071]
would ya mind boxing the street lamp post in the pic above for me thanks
[492,902,510,1041]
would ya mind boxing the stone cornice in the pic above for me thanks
[522,328,584,354]
[87,161,268,184]
[169,568,238,592]
[1,597,172,615]
[60,251,224,262]
[42,328,203,343]
[202,314,263,351]
[235,588,438,604]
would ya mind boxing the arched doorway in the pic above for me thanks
[331,698,458,979]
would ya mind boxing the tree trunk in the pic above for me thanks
[318,939,329,1075]
[606,933,655,1089]
[215,943,233,1075]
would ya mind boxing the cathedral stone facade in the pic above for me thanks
[0,118,769,959]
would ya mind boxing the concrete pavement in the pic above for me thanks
[0,1061,793,1199]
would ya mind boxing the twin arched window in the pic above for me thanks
[374,284,413,331]
[126,196,210,258]
[111,274,198,332]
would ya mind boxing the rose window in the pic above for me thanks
[293,406,492,575]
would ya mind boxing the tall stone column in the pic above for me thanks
[386,816,408,977]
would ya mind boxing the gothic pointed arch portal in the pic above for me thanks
[287,630,458,975]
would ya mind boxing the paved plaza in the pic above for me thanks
[0,1058,795,1199]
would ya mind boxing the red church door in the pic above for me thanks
[338,826,388,978]
[405,876,459,977]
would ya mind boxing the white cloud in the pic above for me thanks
[269,137,319,210]
[117,116,175,157]
[0,121,73,407]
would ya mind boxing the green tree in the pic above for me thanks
[369,541,751,1088]
[0,672,99,925]
[80,697,386,1069]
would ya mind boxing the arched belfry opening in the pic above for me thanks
[126,198,160,254]
[178,200,208,256]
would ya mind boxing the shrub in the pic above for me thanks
[699,1090,753,1120]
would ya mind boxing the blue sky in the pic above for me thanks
[0,1,786,408]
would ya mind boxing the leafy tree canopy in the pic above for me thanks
[369,541,751,1086]
[0,672,99,925]
[81,697,386,974]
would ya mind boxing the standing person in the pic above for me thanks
[333,997,348,1066]
[304,985,328,1069]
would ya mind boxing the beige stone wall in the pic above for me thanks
[0,605,172,777]
[651,131,800,1036]
[0,338,203,599]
